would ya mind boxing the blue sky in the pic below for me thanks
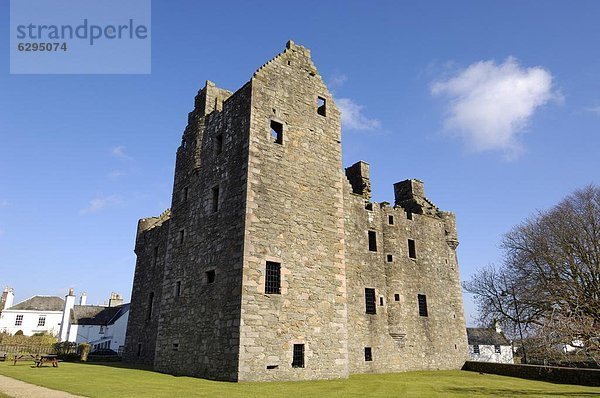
[1,1,599,323]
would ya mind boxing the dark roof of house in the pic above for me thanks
[467,328,511,346]
[70,304,129,326]
[9,296,64,312]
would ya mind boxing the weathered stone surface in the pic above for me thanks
[123,40,467,382]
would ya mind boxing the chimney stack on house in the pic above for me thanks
[494,319,502,334]
[108,292,123,307]
[59,288,76,342]
[79,292,87,306]
[1,287,14,311]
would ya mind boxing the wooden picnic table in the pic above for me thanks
[12,354,59,367]
[35,354,58,367]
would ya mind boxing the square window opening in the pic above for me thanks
[365,288,376,314]
[388,215,394,225]
[418,294,428,317]
[172,343,179,351]
[387,254,393,262]
[292,344,305,368]
[265,261,281,294]
[494,345,501,354]
[394,294,400,302]
[206,270,216,284]
[408,239,416,259]
[317,96,326,116]
[270,120,283,144]
[365,202,373,211]
[364,347,373,362]
[368,231,377,252]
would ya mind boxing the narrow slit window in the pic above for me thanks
[267,365,279,370]
[292,344,305,368]
[365,288,376,314]
[270,120,283,144]
[182,186,189,201]
[368,231,377,252]
[211,186,220,213]
[417,294,428,317]
[408,239,416,259]
[473,345,480,355]
[317,96,326,116]
[175,281,181,297]
[388,215,394,225]
[364,347,373,362]
[206,270,215,284]
[216,134,223,154]
[137,343,142,357]
[265,261,281,294]
[387,254,393,262]
[147,292,154,320]
[394,294,400,302]
[179,230,185,244]
[379,296,384,306]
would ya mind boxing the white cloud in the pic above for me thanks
[328,73,348,89]
[585,105,600,116]
[337,98,381,131]
[110,146,132,161]
[79,195,122,215]
[431,57,556,159]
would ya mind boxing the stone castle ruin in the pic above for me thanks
[123,41,468,382]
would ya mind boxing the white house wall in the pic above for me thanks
[469,344,514,364]
[0,310,62,336]
[74,310,129,352]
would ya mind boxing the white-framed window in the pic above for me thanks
[473,345,480,355]
[99,325,105,334]
[494,344,501,354]
[15,314,23,326]
[37,315,46,327]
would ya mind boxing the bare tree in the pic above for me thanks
[466,185,600,365]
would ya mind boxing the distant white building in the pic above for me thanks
[467,323,514,364]
[0,287,64,336]
[65,294,129,353]
[0,287,129,353]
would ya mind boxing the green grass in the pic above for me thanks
[0,362,598,398]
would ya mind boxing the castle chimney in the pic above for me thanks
[345,161,372,200]
[1,287,14,311]
[79,292,87,306]
[108,292,124,307]
[59,288,76,342]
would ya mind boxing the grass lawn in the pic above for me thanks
[0,362,599,398]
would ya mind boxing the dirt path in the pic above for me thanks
[0,375,85,398]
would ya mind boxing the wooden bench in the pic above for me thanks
[12,354,36,365]
[0,352,7,362]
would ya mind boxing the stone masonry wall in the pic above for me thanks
[237,41,349,382]
[123,211,170,365]
[151,81,252,381]
[344,172,468,374]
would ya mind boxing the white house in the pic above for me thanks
[0,288,64,336]
[467,323,514,364]
[65,297,129,353]
[1,287,129,354]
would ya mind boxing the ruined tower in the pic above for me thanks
[124,41,468,381]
